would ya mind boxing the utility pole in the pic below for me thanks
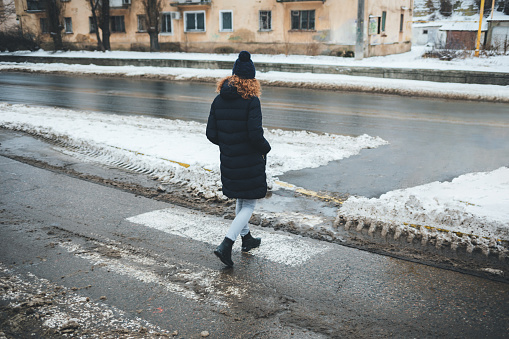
[475,0,485,57]
[355,0,365,60]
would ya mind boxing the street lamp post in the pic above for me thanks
[474,0,485,57]
[355,0,365,60]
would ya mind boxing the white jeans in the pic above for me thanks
[225,199,257,241]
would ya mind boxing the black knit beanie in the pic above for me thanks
[232,51,256,79]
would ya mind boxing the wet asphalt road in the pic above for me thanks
[1,72,509,198]
[1,152,509,338]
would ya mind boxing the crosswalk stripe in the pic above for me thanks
[58,240,236,306]
[127,206,330,267]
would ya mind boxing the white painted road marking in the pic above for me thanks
[58,240,238,307]
[127,207,330,267]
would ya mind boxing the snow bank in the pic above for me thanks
[336,168,509,256]
[2,45,508,72]
[1,61,507,103]
[0,102,387,199]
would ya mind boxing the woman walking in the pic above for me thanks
[206,51,271,267]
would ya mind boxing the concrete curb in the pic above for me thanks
[1,55,508,86]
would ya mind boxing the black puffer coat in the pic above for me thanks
[206,81,271,199]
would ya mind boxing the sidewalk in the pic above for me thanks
[1,153,508,338]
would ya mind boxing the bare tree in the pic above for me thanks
[142,0,162,52]
[424,0,435,12]
[439,0,453,16]
[88,0,104,51]
[43,0,64,50]
[475,0,496,14]
[100,0,110,50]
[89,0,110,51]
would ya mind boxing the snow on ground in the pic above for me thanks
[1,59,508,103]
[337,168,509,243]
[2,45,508,72]
[1,45,508,250]
[0,102,387,200]
[1,102,508,246]
[1,45,508,103]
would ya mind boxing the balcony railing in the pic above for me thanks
[170,0,211,7]
[276,0,325,2]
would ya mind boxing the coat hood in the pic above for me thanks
[220,80,241,100]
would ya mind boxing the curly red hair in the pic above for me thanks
[216,75,261,99]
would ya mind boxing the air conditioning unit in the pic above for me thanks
[122,0,131,5]
[171,12,181,20]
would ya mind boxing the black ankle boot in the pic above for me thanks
[241,232,261,252]
[214,237,234,267]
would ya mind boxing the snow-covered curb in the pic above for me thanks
[2,62,508,103]
[0,102,387,200]
[335,168,509,259]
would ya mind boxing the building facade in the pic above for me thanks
[1,0,18,30]
[486,12,509,51]
[14,0,413,57]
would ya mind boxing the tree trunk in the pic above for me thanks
[143,0,161,52]
[51,31,63,50]
[88,0,104,51]
[45,0,63,51]
[149,31,160,52]
[100,0,110,50]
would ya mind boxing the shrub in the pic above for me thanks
[423,47,469,60]
[329,49,345,57]
[344,50,355,58]
[0,28,39,51]
[159,42,181,52]
[214,46,235,54]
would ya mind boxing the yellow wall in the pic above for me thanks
[13,0,412,56]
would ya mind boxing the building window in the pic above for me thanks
[89,17,97,33]
[40,18,49,33]
[161,13,173,33]
[423,29,428,34]
[137,15,147,32]
[259,10,271,31]
[185,11,205,32]
[291,10,315,30]
[64,17,73,33]
[110,16,125,32]
[400,13,404,32]
[369,16,380,35]
[381,11,386,32]
[220,10,233,32]
[27,0,45,12]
